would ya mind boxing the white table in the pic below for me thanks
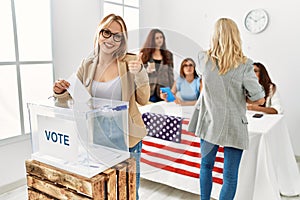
[139,102,300,200]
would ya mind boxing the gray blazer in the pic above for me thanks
[188,52,265,150]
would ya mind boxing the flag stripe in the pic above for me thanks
[141,157,199,178]
[182,120,190,125]
[142,140,200,158]
[181,129,195,136]
[143,139,224,163]
[142,144,223,174]
[180,139,200,147]
[141,157,223,184]
[142,148,200,168]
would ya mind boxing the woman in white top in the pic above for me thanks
[247,62,283,114]
[53,14,150,200]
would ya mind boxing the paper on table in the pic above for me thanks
[138,101,194,118]
[66,73,91,103]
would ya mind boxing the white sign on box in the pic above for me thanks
[37,115,78,162]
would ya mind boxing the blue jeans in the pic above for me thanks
[129,140,142,200]
[93,114,127,151]
[200,139,243,200]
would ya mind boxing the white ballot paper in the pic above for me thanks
[66,73,91,103]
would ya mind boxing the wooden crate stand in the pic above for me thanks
[25,158,136,200]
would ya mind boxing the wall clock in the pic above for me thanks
[244,9,269,34]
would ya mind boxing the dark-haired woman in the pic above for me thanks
[247,62,283,114]
[140,29,174,102]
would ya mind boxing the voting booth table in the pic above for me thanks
[26,98,137,200]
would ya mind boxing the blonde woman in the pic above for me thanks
[53,14,150,199]
[188,18,265,200]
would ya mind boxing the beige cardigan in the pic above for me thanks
[54,53,150,147]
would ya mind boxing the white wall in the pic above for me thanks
[140,0,300,155]
[51,0,101,79]
[0,0,102,192]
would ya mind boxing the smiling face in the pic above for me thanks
[98,21,122,55]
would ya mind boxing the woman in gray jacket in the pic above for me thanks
[188,18,265,200]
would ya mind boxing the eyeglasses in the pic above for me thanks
[183,64,194,68]
[100,29,123,42]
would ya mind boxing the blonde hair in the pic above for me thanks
[208,18,247,75]
[94,14,128,59]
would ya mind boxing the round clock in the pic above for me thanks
[244,9,269,34]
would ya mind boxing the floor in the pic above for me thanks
[1,164,300,200]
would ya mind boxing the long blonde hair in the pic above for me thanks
[94,14,128,59]
[208,18,247,75]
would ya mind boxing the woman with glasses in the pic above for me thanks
[188,18,265,200]
[160,58,202,106]
[140,29,174,102]
[52,14,150,200]
[247,62,283,114]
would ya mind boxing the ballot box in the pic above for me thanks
[27,97,130,178]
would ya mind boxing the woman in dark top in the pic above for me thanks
[247,62,283,114]
[140,29,174,102]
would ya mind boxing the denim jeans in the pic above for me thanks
[129,140,142,200]
[200,139,243,200]
[93,114,127,151]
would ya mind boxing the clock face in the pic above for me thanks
[244,9,269,34]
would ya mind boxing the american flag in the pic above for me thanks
[141,114,224,198]
[142,112,182,143]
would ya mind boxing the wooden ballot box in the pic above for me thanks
[25,158,136,200]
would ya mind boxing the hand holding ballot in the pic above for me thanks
[53,79,70,94]
[53,73,91,104]
[52,14,150,199]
